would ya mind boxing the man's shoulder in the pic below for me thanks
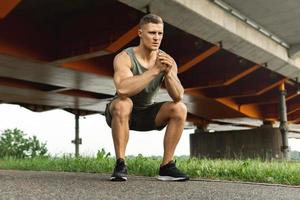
[115,47,134,58]
[114,46,137,64]
[113,48,133,68]
[115,50,129,60]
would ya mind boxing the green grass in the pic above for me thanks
[1,155,300,185]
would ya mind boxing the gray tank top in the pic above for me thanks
[123,47,164,109]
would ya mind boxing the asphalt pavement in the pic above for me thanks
[0,170,299,200]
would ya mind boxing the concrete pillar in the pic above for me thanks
[279,83,289,159]
[71,114,82,157]
[190,127,283,160]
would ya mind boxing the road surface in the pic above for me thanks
[0,170,299,200]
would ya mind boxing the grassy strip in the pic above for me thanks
[0,155,300,185]
[178,158,300,185]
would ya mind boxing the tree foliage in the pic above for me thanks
[0,128,48,158]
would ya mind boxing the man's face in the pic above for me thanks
[139,22,164,51]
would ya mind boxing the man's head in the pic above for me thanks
[139,13,164,28]
[138,14,164,51]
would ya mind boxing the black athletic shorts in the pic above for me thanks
[104,101,167,131]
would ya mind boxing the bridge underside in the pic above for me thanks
[0,0,300,158]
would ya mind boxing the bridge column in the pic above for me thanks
[279,83,289,159]
[71,114,82,157]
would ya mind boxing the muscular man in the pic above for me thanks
[105,13,189,181]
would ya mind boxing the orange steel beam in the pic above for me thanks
[256,78,287,96]
[184,89,206,97]
[224,64,261,85]
[288,107,300,115]
[178,45,220,74]
[0,0,21,19]
[215,97,239,110]
[201,78,287,99]
[287,96,300,115]
[287,108,300,122]
[105,25,139,53]
[235,94,300,119]
[216,97,263,118]
[233,80,297,106]
[228,78,287,98]
[236,90,300,119]
[286,92,299,101]
[185,64,261,91]
[238,92,296,107]
[56,25,139,65]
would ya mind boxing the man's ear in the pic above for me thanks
[138,29,142,37]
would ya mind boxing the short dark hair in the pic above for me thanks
[139,13,163,28]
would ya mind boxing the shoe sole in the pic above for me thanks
[156,176,189,181]
[110,176,127,181]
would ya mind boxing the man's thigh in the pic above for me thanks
[104,97,132,128]
[154,101,186,128]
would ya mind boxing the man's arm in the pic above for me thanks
[159,53,184,102]
[113,51,163,98]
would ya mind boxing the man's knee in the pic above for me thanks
[111,98,133,120]
[168,101,187,119]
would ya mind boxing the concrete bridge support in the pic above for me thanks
[190,127,283,160]
[279,83,289,159]
[71,114,82,157]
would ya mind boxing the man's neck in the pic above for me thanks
[136,45,157,61]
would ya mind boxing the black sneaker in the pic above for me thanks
[110,158,128,181]
[157,160,189,181]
